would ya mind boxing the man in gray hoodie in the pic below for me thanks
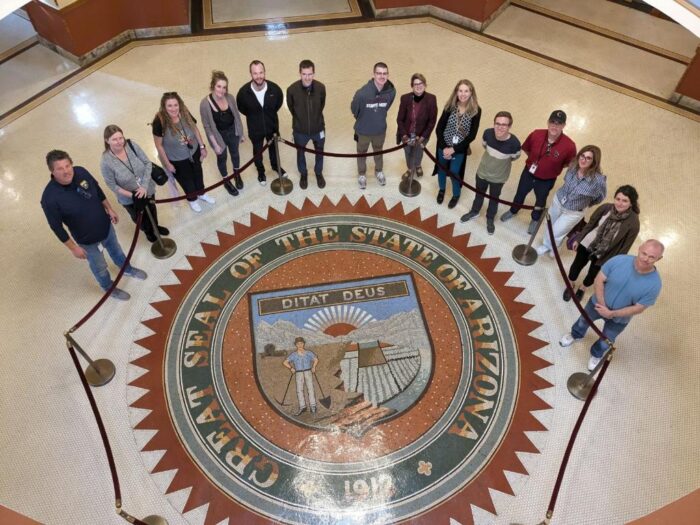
[350,62,396,189]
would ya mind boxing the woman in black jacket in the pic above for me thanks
[434,79,481,208]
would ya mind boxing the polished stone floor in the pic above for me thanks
[0,8,698,525]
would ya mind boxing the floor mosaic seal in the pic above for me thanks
[130,196,551,525]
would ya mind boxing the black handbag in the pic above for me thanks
[127,139,168,186]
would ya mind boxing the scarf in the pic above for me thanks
[443,108,471,146]
[589,208,632,258]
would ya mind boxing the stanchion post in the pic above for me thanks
[145,203,177,260]
[512,207,547,266]
[270,134,293,196]
[65,332,115,387]
[398,140,422,197]
[117,501,169,525]
[567,344,614,400]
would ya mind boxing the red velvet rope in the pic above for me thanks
[278,136,405,158]
[154,141,271,204]
[422,147,539,211]
[546,356,612,517]
[546,216,610,342]
[68,211,144,333]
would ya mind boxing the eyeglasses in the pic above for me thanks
[412,82,424,87]
[494,122,510,127]
[162,91,178,97]
[580,154,594,161]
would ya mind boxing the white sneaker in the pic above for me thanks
[189,200,202,213]
[198,193,215,204]
[536,245,549,256]
[375,171,386,186]
[588,355,602,371]
[358,175,367,190]
[559,333,575,347]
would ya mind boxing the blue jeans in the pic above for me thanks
[437,149,465,197]
[78,225,133,291]
[571,297,628,358]
[293,131,324,175]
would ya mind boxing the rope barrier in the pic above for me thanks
[278,136,405,158]
[66,342,149,525]
[546,216,611,343]
[154,141,271,204]
[68,211,144,333]
[540,354,613,524]
[61,133,621,525]
[422,147,539,210]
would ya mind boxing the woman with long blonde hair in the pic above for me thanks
[433,79,482,209]
[152,92,213,213]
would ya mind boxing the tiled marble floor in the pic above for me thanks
[0,10,35,55]
[208,0,357,26]
[0,16,698,525]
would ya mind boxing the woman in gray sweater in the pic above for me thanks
[100,124,168,242]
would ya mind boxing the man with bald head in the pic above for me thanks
[560,239,664,370]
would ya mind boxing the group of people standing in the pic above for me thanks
[39,58,663,372]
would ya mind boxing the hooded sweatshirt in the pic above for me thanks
[350,79,396,135]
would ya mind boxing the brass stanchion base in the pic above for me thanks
[512,244,538,266]
[567,372,593,400]
[151,237,177,259]
[142,516,169,525]
[84,358,115,387]
[399,177,421,197]
[270,176,293,196]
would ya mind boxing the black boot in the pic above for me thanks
[223,178,239,196]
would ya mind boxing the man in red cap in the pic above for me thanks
[500,110,576,234]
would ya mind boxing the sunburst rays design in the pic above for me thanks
[129,196,553,525]
[303,304,376,336]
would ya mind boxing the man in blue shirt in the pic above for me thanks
[560,240,664,370]
[283,336,319,415]
[40,150,147,301]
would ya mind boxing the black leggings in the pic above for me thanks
[170,149,204,201]
[568,244,601,287]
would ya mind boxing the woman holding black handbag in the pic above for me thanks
[100,124,168,242]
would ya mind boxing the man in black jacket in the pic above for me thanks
[236,60,285,185]
[286,59,327,189]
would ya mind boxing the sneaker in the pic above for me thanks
[574,289,584,302]
[277,168,287,178]
[198,193,215,204]
[295,406,307,416]
[563,287,573,302]
[448,196,459,209]
[233,171,244,190]
[559,333,575,347]
[436,189,445,204]
[258,173,267,186]
[416,166,423,177]
[500,210,515,222]
[300,172,308,190]
[358,175,367,190]
[486,220,495,235]
[536,245,549,256]
[126,267,147,280]
[316,173,326,189]
[460,211,478,223]
[588,355,602,371]
[527,220,538,235]
[376,171,386,186]
[110,287,130,301]
[189,200,202,212]
[157,226,169,236]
